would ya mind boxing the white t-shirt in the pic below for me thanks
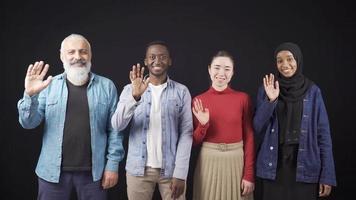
[146,82,167,168]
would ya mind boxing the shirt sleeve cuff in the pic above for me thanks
[105,160,119,172]
[173,167,188,180]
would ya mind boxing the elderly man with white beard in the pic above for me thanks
[17,34,124,200]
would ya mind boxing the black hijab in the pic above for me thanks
[275,42,313,144]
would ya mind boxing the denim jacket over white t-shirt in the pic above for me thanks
[17,72,125,183]
[111,77,193,180]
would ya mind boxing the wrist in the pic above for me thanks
[25,90,35,97]
[268,97,277,102]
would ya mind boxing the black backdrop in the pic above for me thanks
[1,0,355,199]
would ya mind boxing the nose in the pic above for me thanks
[74,51,81,60]
[154,57,161,65]
[281,60,289,68]
[217,68,225,75]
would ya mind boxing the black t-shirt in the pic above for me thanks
[62,79,92,171]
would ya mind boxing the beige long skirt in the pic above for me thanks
[193,142,253,200]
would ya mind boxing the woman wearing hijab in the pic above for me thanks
[253,42,336,200]
[192,50,254,200]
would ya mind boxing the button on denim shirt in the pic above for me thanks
[253,84,336,186]
[17,73,125,183]
[111,78,193,180]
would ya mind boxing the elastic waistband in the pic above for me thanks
[202,141,243,152]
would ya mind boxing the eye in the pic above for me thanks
[149,55,156,60]
[80,49,89,55]
[277,59,282,64]
[68,50,75,55]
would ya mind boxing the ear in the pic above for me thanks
[60,52,64,63]
[168,58,172,66]
[144,58,148,66]
[208,65,211,74]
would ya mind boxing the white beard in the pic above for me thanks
[63,62,91,86]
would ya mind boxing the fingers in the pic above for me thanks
[129,70,134,82]
[101,174,109,189]
[170,182,176,199]
[140,64,145,78]
[197,99,204,111]
[130,65,137,80]
[39,64,50,79]
[136,63,141,78]
[28,61,48,77]
[35,61,44,75]
[171,184,184,199]
[30,61,39,76]
[241,180,254,196]
[269,73,274,86]
[130,64,145,82]
[26,64,34,76]
[275,80,279,90]
[241,182,247,196]
[319,184,332,197]
[32,61,43,75]
[263,76,267,89]
[42,76,53,88]
[101,175,117,190]
[143,76,150,86]
[192,101,199,116]
[174,185,184,199]
[193,98,204,112]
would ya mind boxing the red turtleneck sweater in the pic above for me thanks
[193,86,255,182]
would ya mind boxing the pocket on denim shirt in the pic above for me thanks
[96,101,109,120]
[45,100,59,121]
[168,99,180,116]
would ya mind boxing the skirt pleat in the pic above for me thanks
[193,142,253,200]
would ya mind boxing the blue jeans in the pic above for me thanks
[37,171,107,200]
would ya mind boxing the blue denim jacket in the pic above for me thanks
[17,72,125,183]
[253,84,336,186]
[111,78,193,180]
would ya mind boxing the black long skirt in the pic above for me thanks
[261,145,318,200]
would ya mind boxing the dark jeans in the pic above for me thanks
[37,171,107,200]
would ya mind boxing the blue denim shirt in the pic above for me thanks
[253,84,336,186]
[17,72,125,183]
[111,77,193,180]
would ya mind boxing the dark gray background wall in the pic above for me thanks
[1,0,355,199]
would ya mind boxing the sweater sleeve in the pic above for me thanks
[192,114,210,146]
[242,95,255,183]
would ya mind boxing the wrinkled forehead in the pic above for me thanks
[62,38,91,51]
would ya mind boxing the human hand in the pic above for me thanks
[241,179,254,196]
[101,171,118,189]
[319,184,332,197]
[170,178,185,199]
[192,98,209,126]
[25,61,52,96]
[263,73,279,102]
[129,63,150,101]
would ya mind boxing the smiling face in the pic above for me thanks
[208,56,234,91]
[144,44,171,79]
[60,37,91,68]
[60,35,92,86]
[276,50,298,78]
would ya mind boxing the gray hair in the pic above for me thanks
[60,34,91,52]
